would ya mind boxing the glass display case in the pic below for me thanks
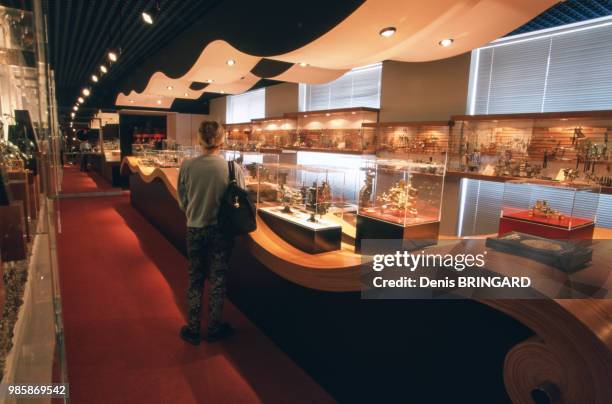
[251,116,297,152]
[499,179,598,239]
[449,112,612,187]
[256,163,345,253]
[290,108,378,154]
[225,122,254,151]
[355,158,446,251]
[365,121,450,161]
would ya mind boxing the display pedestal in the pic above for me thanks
[354,214,440,253]
[499,215,595,240]
[258,208,341,254]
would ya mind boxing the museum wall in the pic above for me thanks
[209,97,227,124]
[379,54,471,122]
[266,83,299,118]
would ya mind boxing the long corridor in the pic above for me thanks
[55,167,334,403]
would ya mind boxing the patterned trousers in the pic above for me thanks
[186,225,232,334]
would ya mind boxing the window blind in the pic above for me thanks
[299,63,382,111]
[226,88,265,124]
[468,17,612,115]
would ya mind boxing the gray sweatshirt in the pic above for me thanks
[178,155,245,228]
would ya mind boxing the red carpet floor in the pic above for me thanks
[60,164,116,194]
[56,171,334,403]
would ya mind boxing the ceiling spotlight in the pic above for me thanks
[439,38,454,47]
[78,97,84,103]
[220,90,225,94]
[156,100,162,105]
[129,99,134,103]
[100,65,107,74]
[91,74,98,82]
[142,11,153,24]
[379,27,396,38]
[184,93,189,97]
[82,88,91,96]
[108,51,118,62]
[166,85,173,90]
[73,106,78,111]
[226,59,236,66]
[299,62,308,67]
[206,79,214,83]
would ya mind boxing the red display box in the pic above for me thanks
[499,211,595,240]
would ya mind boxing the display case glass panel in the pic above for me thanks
[500,180,599,231]
[225,122,254,151]
[368,122,450,161]
[291,108,378,154]
[357,159,446,226]
[252,116,297,152]
[449,113,612,187]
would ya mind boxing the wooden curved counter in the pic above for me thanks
[121,156,363,291]
[121,156,611,403]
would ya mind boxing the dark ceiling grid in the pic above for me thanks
[509,0,612,35]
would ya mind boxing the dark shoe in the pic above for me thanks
[180,325,200,345]
[203,322,234,343]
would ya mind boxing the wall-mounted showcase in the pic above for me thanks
[255,163,347,253]
[499,179,598,240]
[363,121,451,161]
[355,158,446,251]
[251,115,298,153]
[289,107,379,154]
[449,111,612,188]
[224,122,254,151]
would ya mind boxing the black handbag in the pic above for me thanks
[218,161,257,236]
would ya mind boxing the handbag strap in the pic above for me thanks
[227,161,236,183]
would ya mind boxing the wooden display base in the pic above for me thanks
[354,214,440,253]
[258,208,342,254]
[499,215,595,240]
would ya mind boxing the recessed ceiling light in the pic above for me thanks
[156,100,162,105]
[108,51,118,62]
[78,97,84,103]
[226,59,236,66]
[91,74,98,82]
[82,88,90,96]
[184,93,189,97]
[439,38,454,47]
[299,62,308,67]
[220,90,225,94]
[100,65,107,74]
[129,99,134,103]
[142,11,153,25]
[379,27,396,38]
[206,79,214,83]
[167,85,173,90]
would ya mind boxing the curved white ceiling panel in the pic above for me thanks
[116,0,557,108]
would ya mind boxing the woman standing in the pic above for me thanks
[177,121,245,345]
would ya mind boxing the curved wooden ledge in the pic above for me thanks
[122,156,611,402]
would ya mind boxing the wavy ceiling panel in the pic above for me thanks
[115,0,557,109]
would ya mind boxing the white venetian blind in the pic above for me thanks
[226,88,265,124]
[468,17,612,115]
[299,63,382,111]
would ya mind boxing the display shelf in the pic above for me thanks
[363,121,451,159]
[449,110,612,187]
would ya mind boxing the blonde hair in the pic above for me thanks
[198,120,225,149]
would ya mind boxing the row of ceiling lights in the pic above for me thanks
[69,4,166,126]
[379,26,454,47]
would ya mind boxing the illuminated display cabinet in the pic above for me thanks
[251,116,298,153]
[256,163,346,253]
[449,111,612,187]
[363,121,451,160]
[225,122,254,151]
[355,159,446,251]
[499,179,598,239]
